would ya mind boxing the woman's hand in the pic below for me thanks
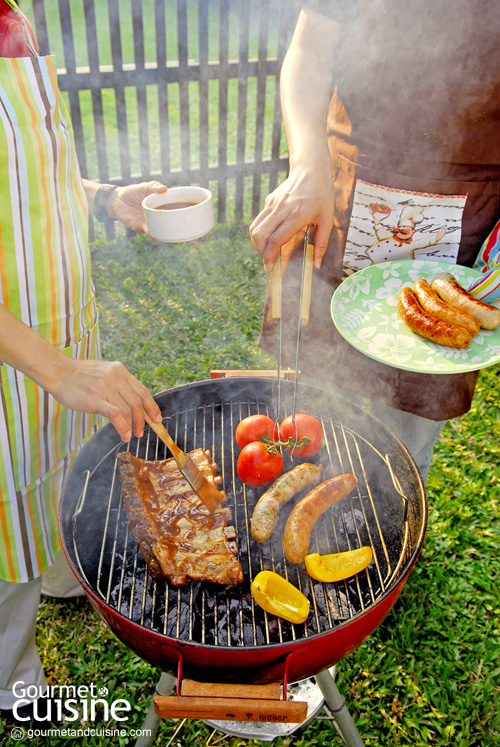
[107,180,167,234]
[1,299,162,444]
[48,357,162,443]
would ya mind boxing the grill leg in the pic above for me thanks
[135,672,176,747]
[314,669,364,747]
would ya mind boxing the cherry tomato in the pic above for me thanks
[279,414,323,457]
[237,441,284,487]
[235,414,278,450]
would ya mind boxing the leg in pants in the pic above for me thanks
[41,550,85,598]
[0,576,46,710]
[367,398,447,484]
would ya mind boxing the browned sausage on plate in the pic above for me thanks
[431,273,500,330]
[398,287,472,348]
[413,278,480,336]
[283,473,358,564]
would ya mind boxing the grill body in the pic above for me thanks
[60,378,427,684]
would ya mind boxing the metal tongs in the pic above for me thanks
[144,413,223,513]
[271,225,314,433]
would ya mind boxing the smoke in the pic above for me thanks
[331,0,500,168]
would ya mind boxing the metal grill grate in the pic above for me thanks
[71,393,416,649]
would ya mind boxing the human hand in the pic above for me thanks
[48,357,162,442]
[249,163,335,272]
[107,180,168,234]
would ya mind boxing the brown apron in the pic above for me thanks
[259,92,500,421]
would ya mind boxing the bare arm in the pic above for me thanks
[0,304,161,442]
[250,8,340,271]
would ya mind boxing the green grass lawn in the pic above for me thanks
[90,222,276,388]
[1,226,497,747]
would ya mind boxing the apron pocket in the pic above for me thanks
[336,153,500,272]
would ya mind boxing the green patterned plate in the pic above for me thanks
[330,260,500,374]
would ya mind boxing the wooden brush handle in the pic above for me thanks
[143,413,221,513]
[144,413,186,467]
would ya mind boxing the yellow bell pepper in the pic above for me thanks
[251,570,310,624]
[305,547,373,583]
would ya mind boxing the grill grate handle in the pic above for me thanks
[154,683,308,723]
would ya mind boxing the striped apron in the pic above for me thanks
[0,54,100,583]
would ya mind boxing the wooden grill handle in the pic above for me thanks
[154,678,308,723]
[154,694,308,722]
[300,242,314,326]
[270,234,314,324]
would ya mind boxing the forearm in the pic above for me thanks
[82,178,100,212]
[0,303,70,395]
[82,177,117,221]
[0,303,161,441]
[249,9,340,268]
[280,8,339,171]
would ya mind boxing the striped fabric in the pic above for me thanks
[0,55,101,582]
[469,219,500,302]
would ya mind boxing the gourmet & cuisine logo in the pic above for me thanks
[11,681,132,723]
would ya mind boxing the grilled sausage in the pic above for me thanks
[431,272,500,330]
[283,473,358,564]
[398,287,472,348]
[413,278,480,336]
[251,463,322,542]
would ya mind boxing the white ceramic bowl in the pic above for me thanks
[142,186,214,242]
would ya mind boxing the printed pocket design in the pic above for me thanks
[344,179,467,271]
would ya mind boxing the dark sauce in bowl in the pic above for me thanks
[154,201,200,210]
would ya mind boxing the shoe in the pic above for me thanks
[0,701,34,726]
[31,697,64,725]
